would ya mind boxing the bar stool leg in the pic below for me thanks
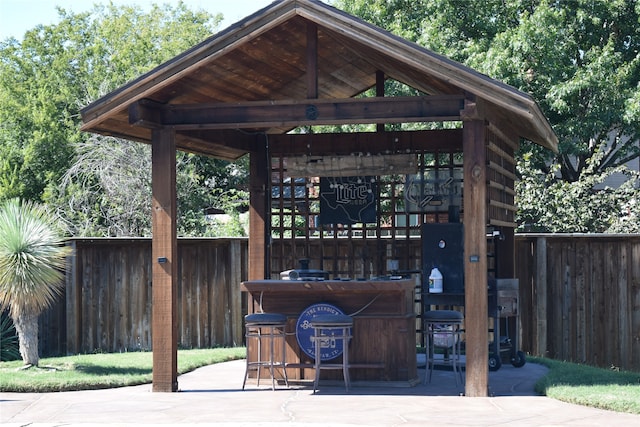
[242,313,288,391]
[341,326,350,392]
[313,329,322,394]
[311,316,352,394]
[281,325,289,388]
[267,324,289,389]
[313,326,351,392]
[425,323,434,384]
[423,318,464,387]
[268,326,275,390]
[455,328,464,386]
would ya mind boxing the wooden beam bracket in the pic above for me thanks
[129,98,165,129]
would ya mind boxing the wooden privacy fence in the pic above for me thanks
[39,238,247,356]
[515,234,640,372]
[39,234,639,373]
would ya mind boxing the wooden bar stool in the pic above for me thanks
[423,309,464,386]
[242,312,289,390]
[310,314,353,393]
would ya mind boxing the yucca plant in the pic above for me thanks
[0,199,71,367]
[1,310,20,361]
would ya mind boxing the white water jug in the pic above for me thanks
[429,267,443,293]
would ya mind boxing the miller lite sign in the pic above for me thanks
[318,176,376,225]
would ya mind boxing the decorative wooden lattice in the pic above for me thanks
[270,147,464,279]
[486,125,518,228]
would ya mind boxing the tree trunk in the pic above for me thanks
[12,310,40,366]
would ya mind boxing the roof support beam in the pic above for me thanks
[151,128,178,392]
[128,95,464,130]
[462,99,489,397]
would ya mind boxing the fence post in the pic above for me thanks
[230,239,243,346]
[535,236,547,357]
[65,240,79,355]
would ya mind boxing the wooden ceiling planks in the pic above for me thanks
[322,29,458,97]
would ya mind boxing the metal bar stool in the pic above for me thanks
[423,309,464,386]
[242,312,289,390]
[310,314,353,393]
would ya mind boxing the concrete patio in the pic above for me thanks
[2,357,639,426]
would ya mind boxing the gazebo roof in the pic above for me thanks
[80,0,557,160]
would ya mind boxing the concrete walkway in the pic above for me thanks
[2,358,639,426]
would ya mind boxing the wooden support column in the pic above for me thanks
[462,101,489,397]
[151,128,178,392]
[248,148,269,281]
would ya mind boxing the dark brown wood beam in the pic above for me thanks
[129,96,464,130]
[151,128,178,392]
[248,150,269,281]
[129,99,164,129]
[269,129,463,156]
[462,99,489,397]
[177,129,260,156]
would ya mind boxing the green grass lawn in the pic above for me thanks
[0,347,245,392]
[1,350,638,415]
[531,357,640,415]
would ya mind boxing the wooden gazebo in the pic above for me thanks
[80,0,557,396]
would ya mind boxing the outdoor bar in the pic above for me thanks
[79,0,557,394]
[241,278,417,384]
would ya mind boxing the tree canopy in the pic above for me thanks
[1,1,638,234]
[0,2,249,236]
[335,0,640,232]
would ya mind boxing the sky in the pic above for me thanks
[0,0,278,41]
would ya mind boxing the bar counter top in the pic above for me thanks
[241,278,415,293]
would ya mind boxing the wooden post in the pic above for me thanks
[151,128,178,392]
[65,240,80,354]
[248,149,269,281]
[535,236,547,356]
[462,102,489,397]
[230,239,243,346]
